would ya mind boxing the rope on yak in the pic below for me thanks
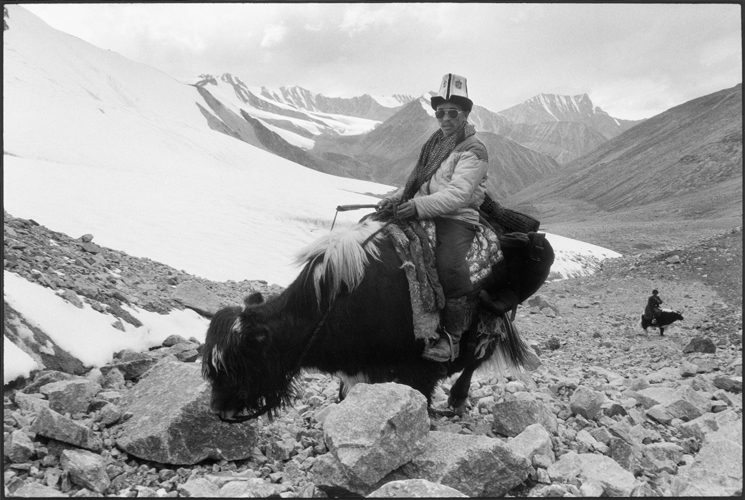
[330,204,379,231]
[330,203,392,249]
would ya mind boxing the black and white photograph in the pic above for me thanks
[3,3,742,497]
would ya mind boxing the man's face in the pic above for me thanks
[436,102,468,137]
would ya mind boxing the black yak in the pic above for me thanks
[641,310,684,336]
[202,219,548,421]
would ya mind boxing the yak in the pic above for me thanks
[201,218,551,422]
[641,310,684,336]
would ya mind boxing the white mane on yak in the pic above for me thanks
[294,219,384,305]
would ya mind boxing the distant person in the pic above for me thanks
[376,73,489,362]
[645,289,663,325]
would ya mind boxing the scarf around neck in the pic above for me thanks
[402,121,476,202]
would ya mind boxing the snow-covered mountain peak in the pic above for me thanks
[531,93,594,117]
[498,92,640,139]
[367,94,410,108]
[191,73,414,126]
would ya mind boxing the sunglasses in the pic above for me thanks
[435,109,465,120]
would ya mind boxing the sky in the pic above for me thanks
[3,4,622,384]
[19,3,743,121]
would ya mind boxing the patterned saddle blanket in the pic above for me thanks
[382,219,503,341]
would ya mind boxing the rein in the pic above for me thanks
[331,204,379,231]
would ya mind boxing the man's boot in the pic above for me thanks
[422,296,473,362]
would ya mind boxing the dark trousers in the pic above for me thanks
[434,217,477,299]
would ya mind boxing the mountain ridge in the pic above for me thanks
[499,93,642,140]
[507,83,742,227]
[192,71,641,167]
[195,73,412,123]
[309,98,563,198]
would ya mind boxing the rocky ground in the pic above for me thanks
[3,211,742,497]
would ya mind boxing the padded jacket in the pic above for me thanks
[387,134,489,224]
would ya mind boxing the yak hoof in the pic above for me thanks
[452,402,469,418]
[447,395,470,417]
[429,407,455,418]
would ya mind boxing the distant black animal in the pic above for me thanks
[641,310,684,335]
[201,219,548,422]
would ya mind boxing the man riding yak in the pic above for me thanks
[377,73,487,362]
[201,73,555,422]
[644,289,664,325]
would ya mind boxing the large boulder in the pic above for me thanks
[115,358,257,464]
[366,478,468,498]
[644,441,684,463]
[683,337,716,354]
[492,394,558,436]
[397,431,532,497]
[547,451,638,496]
[713,375,743,393]
[507,422,555,462]
[100,351,162,381]
[633,385,710,420]
[10,483,64,497]
[679,409,742,444]
[172,280,223,316]
[4,429,35,463]
[310,452,375,497]
[30,406,103,452]
[39,379,101,415]
[569,385,606,420]
[671,438,743,496]
[608,436,643,475]
[177,473,289,498]
[19,370,77,394]
[61,449,110,493]
[323,383,429,485]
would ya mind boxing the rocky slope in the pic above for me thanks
[3,213,742,497]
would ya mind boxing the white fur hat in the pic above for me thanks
[430,73,473,111]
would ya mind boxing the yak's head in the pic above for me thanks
[201,292,292,421]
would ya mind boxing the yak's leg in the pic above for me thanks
[660,326,665,336]
[338,380,347,402]
[397,365,444,407]
[447,365,476,417]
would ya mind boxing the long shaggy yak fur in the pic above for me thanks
[293,220,383,307]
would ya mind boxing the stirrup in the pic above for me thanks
[444,331,457,362]
[422,330,456,362]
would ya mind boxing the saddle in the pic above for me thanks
[381,219,501,342]
[364,206,553,358]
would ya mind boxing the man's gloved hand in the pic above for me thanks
[396,200,417,219]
